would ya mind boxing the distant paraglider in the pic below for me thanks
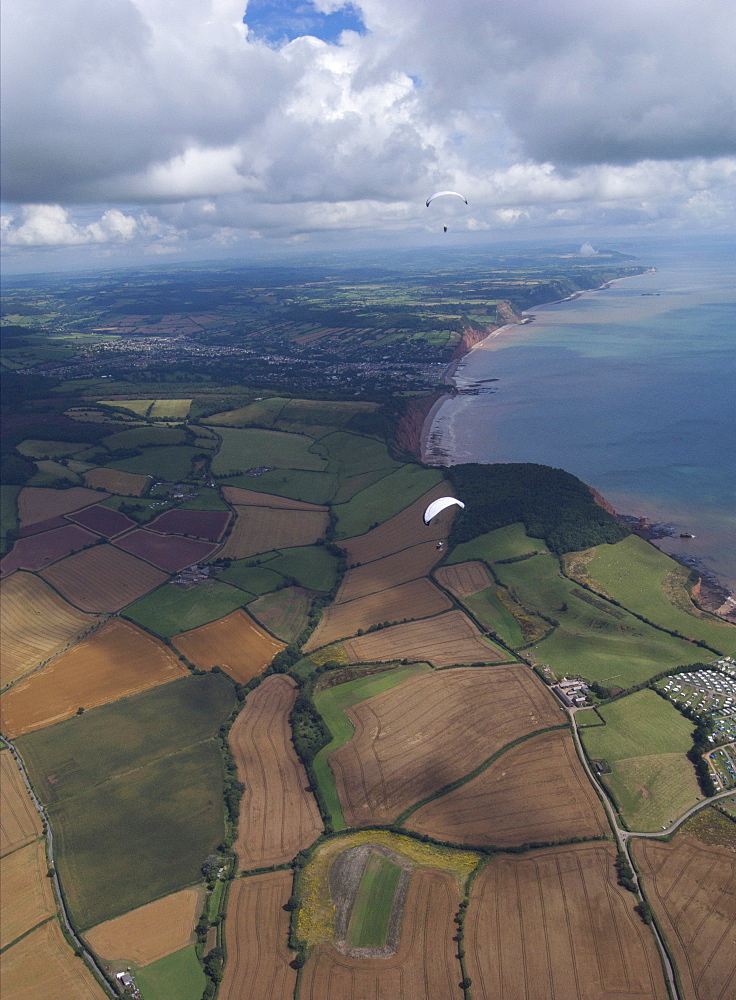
[425,191,468,208]
[423,496,465,525]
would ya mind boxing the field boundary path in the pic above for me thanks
[569,707,736,1000]
[0,736,115,998]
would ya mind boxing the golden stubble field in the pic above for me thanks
[222,486,327,511]
[1,918,108,1000]
[219,506,328,560]
[0,752,43,857]
[406,728,608,847]
[84,887,203,967]
[229,675,323,870]
[434,560,492,598]
[334,540,444,604]
[329,665,561,826]
[339,483,450,565]
[0,618,188,738]
[173,608,285,684]
[83,468,148,495]
[0,838,56,949]
[465,843,668,1000]
[0,572,101,688]
[218,871,297,1000]
[40,544,167,612]
[17,487,109,526]
[632,834,736,1000]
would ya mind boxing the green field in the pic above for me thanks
[211,427,327,475]
[333,464,443,539]
[322,431,399,479]
[102,425,187,450]
[28,460,82,486]
[346,853,403,948]
[135,946,206,1000]
[202,397,288,427]
[106,445,203,480]
[177,487,230,511]
[495,553,700,686]
[260,545,340,592]
[464,587,525,647]
[1,484,20,553]
[101,495,175,523]
[221,469,337,505]
[445,522,548,565]
[16,439,88,459]
[248,587,313,642]
[219,561,284,595]
[16,674,235,928]
[124,581,246,637]
[313,666,430,829]
[276,398,377,434]
[580,689,700,831]
[587,535,736,655]
[101,399,154,416]
[149,399,192,420]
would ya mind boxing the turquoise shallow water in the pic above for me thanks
[429,238,736,592]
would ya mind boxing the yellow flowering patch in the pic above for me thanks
[310,643,349,666]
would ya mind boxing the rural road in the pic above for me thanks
[0,735,115,998]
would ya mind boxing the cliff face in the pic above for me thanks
[393,391,444,460]
[589,487,616,516]
[450,303,522,361]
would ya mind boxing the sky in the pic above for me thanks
[2,0,735,270]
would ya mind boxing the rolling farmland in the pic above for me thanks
[219,505,328,560]
[113,528,217,571]
[0,523,99,576]
[0,919,109,1000]
[338,482,450,564]
[465,844,668,1000]
[0,838,56,949]
[0,572,101,687]
[218,871,297,1000]
[0,752,43,856]
[247,586,312,642]
[334,539,444,603]
[83,467,149,495]
[230,675,323,869]
[40,543,168,612]
[172,608,284,682]
[0,618,188,737]
[329,665,560,825]
[17,486,108,526]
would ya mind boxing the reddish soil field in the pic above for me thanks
[222,486,327,510]
[465,844,667,1000]
[147,508,231,541]
[230,675,323,869]
[66,504,136,537]
[435,561,491,598]
[84,887,202,966]
[247,586,312,642]
[335,540,445,604]
[304,579,452,651]
[1,839,56,949]
[219,506,328,560]
[19,516,69,537]
[1,919,108,1000]
[0,752,43,857]
[173,609,284,684]
[632,835,736,1000]
[1,524,99,577]
[113,528,217,572]
[300,868,463,1000]
[17,486,108,526]
[1,619,188,738]
[0,572,100,688]
[341,609,508,668]
[340,483,451,566]
[330,665,560,826]
[218,871,297,1000]
[40,544,167,612]
[407,729,607,847]
[83,467,148,495]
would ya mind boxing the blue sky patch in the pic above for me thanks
[244,1,366,45]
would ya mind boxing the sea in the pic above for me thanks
[426,236,736,594]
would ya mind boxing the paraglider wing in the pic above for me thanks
[425,190,468,207]
[423,497,465,525]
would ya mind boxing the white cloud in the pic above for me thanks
[1,205,138,246]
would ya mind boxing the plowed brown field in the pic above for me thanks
[0,918,108,1000]
[84,887,202,966]
[218,871,296,1000]
[1,619,188,738]
[147,509,231,540]
[66,505,136,537]
[1,524,99,577]
[173,609,285,684]
[0,752,42,856]
[0,572,100,687]
[465,844,667,1000]
[230,675,323,869]
[339,483,451,565]
[304,579,452,651]
[17,487,108,526]
[83,467,148,495]
[632,835,736,1000]
[330,665,560,826]
[114,528,217,572]
[334,540,444,604]
[299,868,463,1000]
[219,506,328,560]
[40,544,167,612]
[222,486,327,510]
[0,839,56,949]
[340,609,507,668]
[435,561,491,598]
[407,729,607,847]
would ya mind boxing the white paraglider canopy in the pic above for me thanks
[425,191,468,207]
[423,496,465,525]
